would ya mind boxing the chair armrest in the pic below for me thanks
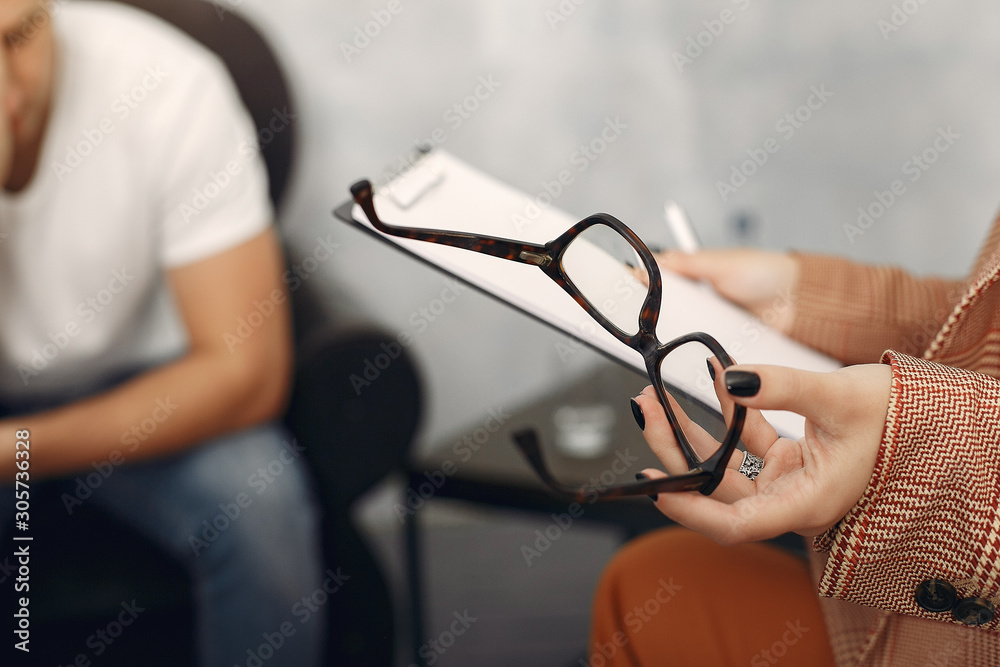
[283,327,423,508]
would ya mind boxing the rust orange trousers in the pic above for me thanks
[588,527,837,666]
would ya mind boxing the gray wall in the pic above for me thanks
[235,0,1000,449]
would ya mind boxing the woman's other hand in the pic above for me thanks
[656,250,799,333]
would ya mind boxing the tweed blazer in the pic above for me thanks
[786,214,1000,666]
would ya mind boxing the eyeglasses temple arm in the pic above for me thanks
[511,428,713,501]
[696,405,747,495]
[350,179,552,265]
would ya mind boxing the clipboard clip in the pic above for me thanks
[383,151,445,209]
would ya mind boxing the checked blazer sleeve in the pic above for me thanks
[788,253,963,365]
[814,351,1000,630]
[785,212,1000,664]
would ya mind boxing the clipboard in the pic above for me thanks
[333,150,840,439]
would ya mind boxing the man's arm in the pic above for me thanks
[1,227,292,479]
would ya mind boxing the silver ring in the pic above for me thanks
[738,451,764,481]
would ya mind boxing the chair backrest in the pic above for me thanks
[100,0,296,210]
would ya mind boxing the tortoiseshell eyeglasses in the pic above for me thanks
[349,179,745,499]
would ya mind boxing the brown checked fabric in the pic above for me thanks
[789,213,1000,665]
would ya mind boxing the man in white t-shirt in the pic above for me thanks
[0,1,323,664]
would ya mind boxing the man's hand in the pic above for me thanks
[636,361,893,544]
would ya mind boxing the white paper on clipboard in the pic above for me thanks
[340,150,841,439]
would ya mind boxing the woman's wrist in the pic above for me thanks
[745,252,798,334]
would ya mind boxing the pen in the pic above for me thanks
[663,200,700,254]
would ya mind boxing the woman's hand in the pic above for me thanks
[634,361,893,545]
[655,250,799,333]
[0,44,12,186]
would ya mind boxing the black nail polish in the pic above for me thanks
[725,370,761,397]
[706,358,716,381]
[630,398,645,431]
[635,472,658,502]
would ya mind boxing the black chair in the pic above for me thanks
[11,2,423,665]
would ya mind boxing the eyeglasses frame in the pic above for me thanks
[349,179,745,499]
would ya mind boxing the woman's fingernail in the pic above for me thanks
[635,472,658,502]
[630,398,645,431]
[725,370,761,397]
[706,358,716,381]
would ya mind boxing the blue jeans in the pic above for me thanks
[2,420,325,666]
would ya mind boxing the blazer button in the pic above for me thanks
[915,579,957,613]
[952,598,995,626]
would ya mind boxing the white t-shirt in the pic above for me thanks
[0,2,273,404]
